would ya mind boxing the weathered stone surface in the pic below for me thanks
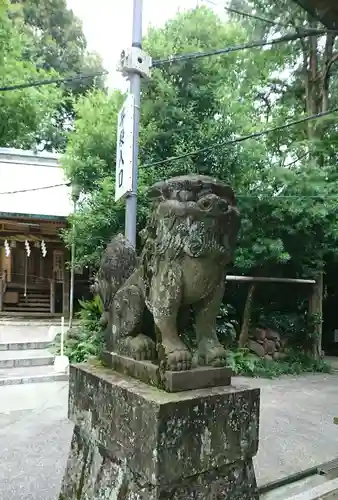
[249,328,286,359]
[94,174,241,378]
[266,329,280,341]
[265,339,277,355]
[106,351,232,392]
[249,340,265,358]
[60,428,258,499]
[253,328,266,342]
[59,364,260,499]
[164,364,232,391]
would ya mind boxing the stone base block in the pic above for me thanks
[59,364,260,500]
[104,350,232,392]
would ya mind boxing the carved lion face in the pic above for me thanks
[146,175,241,260]
[148,174,240,223]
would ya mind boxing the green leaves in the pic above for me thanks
[62,4,338,281]
[0,0,62,148]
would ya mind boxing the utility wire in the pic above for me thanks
[152,28,330,67]
[0,183,70,195]
[2,184,337,199]
[1,181,336,201]
[143,107,338,168]
[223,5,290,28]
[0,70,108,92]
[0,29,332,91]
[237,194,338,199]
[3,186,337,200]
[223,5,338,34]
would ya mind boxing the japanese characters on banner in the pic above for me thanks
[115,94,134,202]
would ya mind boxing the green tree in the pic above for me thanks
[63,5,338,283]
[63,7,273,267]
[9,0,106,150]
[0,0,62,148]
[224,0,338,272]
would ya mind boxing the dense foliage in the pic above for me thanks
[0,0,62,147]
[54,296,104,363]
[0,0,105,151]
[227,348,330,378]
[63,5,338,275]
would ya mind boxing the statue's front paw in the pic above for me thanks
[198,342,227,367]
[162,338,192,371]
[166,349,192,371]
[125,334,156,361]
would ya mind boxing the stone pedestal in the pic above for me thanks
[59,364,260,500]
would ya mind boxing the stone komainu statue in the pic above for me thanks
[96,175,240,371]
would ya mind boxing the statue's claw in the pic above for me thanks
[162,338,192,371]
[198,341,227,367]
[126,334,156,361]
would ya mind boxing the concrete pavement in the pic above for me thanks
[238,374,338,486]
[0,373,338,499]
[0,381,71,500]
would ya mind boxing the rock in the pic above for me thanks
[275,341,281,350]
[273,352,287,361]
[59,364,260,500]
[264,354,273,361]
[266,329,280,342]
[264,339,277,355]
[248,340,265,358]
[280,337,288,349]
[253,328,266,342]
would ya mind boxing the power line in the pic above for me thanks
[0,70,108,92]
[0,183,70,195]
[237,194,338,199]
[223,5,338,35]
[143,107,338,168]
[151,28,330,67]
[223,5,289,28]
[0,29,331,91]
[1,182,337,201]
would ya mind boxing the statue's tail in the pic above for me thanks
[94,233,137,311]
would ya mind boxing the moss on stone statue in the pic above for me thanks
[59,364,260,500]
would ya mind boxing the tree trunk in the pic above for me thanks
[238,283,255,348]
[309,272,323,360]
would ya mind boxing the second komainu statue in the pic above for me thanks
[94,174,240,372]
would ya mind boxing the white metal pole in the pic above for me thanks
[61,316,64,357]
[69,197,77,329]
[125,0,143,248]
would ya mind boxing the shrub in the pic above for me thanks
[227,348,331,378]
[54,295,104,363]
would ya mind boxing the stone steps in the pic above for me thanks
[0,365,68,385]
[0,349,54,369]
[0,310,55,316]
[18,298,50,304]
[0,318,64,325]
[5,304,50,311]
[0,340,51,351]
[3,287,51,314]
[0,322,69,384]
